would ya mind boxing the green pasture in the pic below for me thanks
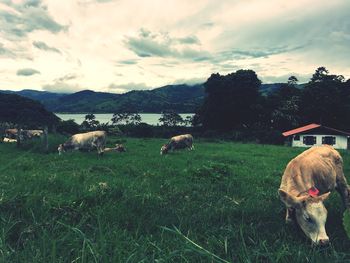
[0,137,349,262]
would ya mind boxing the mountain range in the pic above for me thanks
[0,83,284,113]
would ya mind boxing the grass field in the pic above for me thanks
[0,137,350,262]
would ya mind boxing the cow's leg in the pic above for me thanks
[336,178,350,208]
[285,208,294,224]
[335,167,350,208]
[97,144,104,156]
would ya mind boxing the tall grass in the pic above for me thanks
[0,137,349,262]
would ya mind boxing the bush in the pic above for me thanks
[56,119,80,135]
[343,209,350,239]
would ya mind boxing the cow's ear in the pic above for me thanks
[279,189,303,208]
[318,192,331,201]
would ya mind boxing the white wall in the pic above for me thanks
[291,134,348,149]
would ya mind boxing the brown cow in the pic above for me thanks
[279,145,350,246]
[160,134,194,155]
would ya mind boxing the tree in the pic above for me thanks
[287,76,298,86]
[81,114,100,130]
[57,119,80,134]
[128,113,142,125]
[111,113,129,125]
[111,113,142,125]
[183,115,194,127]
[267,76,302,131]
[159,112,184,127]
[200,70,262,130]
[301,67,350,129]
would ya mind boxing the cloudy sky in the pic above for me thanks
[1,0,350,93]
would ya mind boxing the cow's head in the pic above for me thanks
[115,144,126,152]
[160,144,169,155]
[58,144,65,155]
[279,189,330,246]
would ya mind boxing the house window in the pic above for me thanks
[303,136,316,145]
[294,135,300,141]
[322,136,336,145]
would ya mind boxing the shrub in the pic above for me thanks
[56,119,80,135]
[343,209,350,239]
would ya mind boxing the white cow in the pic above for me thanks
[58,131,107,155]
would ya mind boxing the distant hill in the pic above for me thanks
[0,89,66,101]
[1,83,300,113]
[1,84,205,113]
[0,93,59,127]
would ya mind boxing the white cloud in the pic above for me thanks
[0,0,349,92]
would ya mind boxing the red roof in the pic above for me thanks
[282,123,321,136]
[282,123,350,137]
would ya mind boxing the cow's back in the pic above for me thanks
[71,131,106,147]
[171,134,193,143]
[280,146,340,195]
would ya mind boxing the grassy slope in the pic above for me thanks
[0,138,350,262]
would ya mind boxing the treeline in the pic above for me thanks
[3,66,349,144]
[55,66,350,144]
[193,67,350,143]
[56,111,195,138]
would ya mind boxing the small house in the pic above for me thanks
[282,123,350,150]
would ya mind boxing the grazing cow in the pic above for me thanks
[4,129,43,141]
[279,145,350,246]
[20,129,44,140]
[103,144,126,153]
[58,131,107,155]
[160,134,194,155]
[4,129,18,139]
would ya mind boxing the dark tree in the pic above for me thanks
[159,112,184,127]
[57,119,80,134]
[81,114,100,130]
[287,76,298,85]
[267,76,302,131]
[200,70,262,130]
[111,113,142,125]
[301,67,350,129]
[128,113,142,125]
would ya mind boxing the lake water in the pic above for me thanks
[55,113,194,126]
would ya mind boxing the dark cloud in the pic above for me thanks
[107,82,150,93]
[217,2,350,67]
[261,73,311,84]
[0,43,15,58]
[124,28,209,61]
[200,22,215,28]
[117,59,138,65]
[220,45,305,60]
[0,1,67,40]
[57,74,78,82]
[172,77,206,85]
[17,68,40,76]
[33,41,61,53]
[176,36,200,45]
